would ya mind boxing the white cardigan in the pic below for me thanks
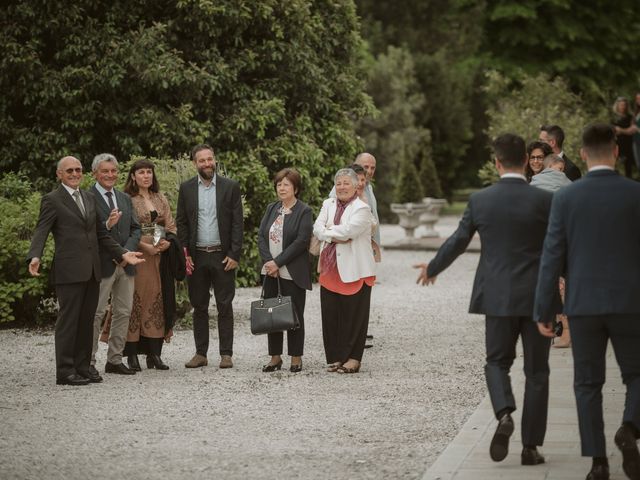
[313,197,376,283]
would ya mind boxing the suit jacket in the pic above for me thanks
[176,175,243,261]
[313,197,376,283]
[258,200,313,291]
[427,177,555,316]
[90,185,141,277]
[562,153,582,181]
[534,169,640,320]
[27,185,126,285]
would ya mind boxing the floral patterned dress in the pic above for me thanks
[127,192,176,342]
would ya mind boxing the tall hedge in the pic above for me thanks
[0,0,373,322]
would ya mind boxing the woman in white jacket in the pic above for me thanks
[313,168,376,373]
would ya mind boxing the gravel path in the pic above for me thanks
[0,224,486,480]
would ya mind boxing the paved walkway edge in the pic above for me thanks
[422,346,626,480]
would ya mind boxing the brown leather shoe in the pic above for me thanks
[219,355,233,369]
[185,354,208,368]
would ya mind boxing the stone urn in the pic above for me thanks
[419,197,448,237]
[390,202,432,238]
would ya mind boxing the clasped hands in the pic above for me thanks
[413,262,437,286]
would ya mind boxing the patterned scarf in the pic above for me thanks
[320,194,357,274]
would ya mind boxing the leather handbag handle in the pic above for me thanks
[259,275,283,305]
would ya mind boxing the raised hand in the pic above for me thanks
[413,262,436,286]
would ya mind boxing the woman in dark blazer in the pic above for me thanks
[257,168,313,372]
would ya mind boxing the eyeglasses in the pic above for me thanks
[530,155,545,161]
[64,167,83,174]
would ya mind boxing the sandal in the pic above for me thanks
[327,362,342,372]
[337,363,360,374]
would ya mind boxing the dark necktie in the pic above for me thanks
[105,191,115,210]
[73,191,86,218]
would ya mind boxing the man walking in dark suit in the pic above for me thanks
[540,124,582,181]
[177,144,243,369]
[90,153,141,376]
[27,156,143,385]
[535,123,640,480]
[414,134,555,466]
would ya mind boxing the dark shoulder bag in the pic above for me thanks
[250,276,299,335]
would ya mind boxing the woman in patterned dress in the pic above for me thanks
[123,159,176,371]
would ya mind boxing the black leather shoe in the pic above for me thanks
[615,423,640,480]
[105,362,136,375]
[490,412,514,462]
[290,362,302,373]
[79,369,103,383]
[88,365,100,377]
[146,355,169,370]
[262,360,283,372]
[586,464,610,480]
[127,355,142,372]
[56,374,90,386]
[521,447,545,465]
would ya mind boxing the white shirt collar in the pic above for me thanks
[61,183,79,196]
[198,173,216,186]
[588,165,615,172]
[500,173,527,181]
[94,182,112,196]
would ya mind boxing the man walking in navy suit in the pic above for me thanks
[414,134,554,466]
[535,123,640,480]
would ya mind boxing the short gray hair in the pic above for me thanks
[543,154,565,169]
[334,168,358,187]
[92,153,118,172]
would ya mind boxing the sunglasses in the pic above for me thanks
[64,167,83,174]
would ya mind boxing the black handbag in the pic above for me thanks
[250,276,299,335]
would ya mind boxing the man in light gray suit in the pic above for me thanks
[90,154,141,376]
[535,124,640,480]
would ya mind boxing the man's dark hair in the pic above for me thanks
[349,163,366,176]
[582,123,616,158]
[540,125,565,148]
[527,141,553,157]
[191,143,214,162]
[492,133,527,168]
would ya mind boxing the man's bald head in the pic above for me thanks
[355,152,376,182]
[56,156,83,189]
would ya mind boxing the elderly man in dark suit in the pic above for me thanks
[535,123,640,480]
[89,153,141,376]
[177,144,243,369]
[414,134,555,466]
[27,156,143,386]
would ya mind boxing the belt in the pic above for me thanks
[196,245,223,253]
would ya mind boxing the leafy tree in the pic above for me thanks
[356,46,433,220]
[0,173,56,325]
[356,0,486,195]
[418,138,443,198]
[1,0,372,288]
[479,70,608,183]
[481,0,640,99]
[393,157,424,204]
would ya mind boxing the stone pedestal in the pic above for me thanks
[390,202,431,238]
[419,197,448,238]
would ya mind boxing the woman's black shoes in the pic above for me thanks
[262,360,283,372]
[146,354,169,370]
[127,355,142,372]
[290,363,302,373]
